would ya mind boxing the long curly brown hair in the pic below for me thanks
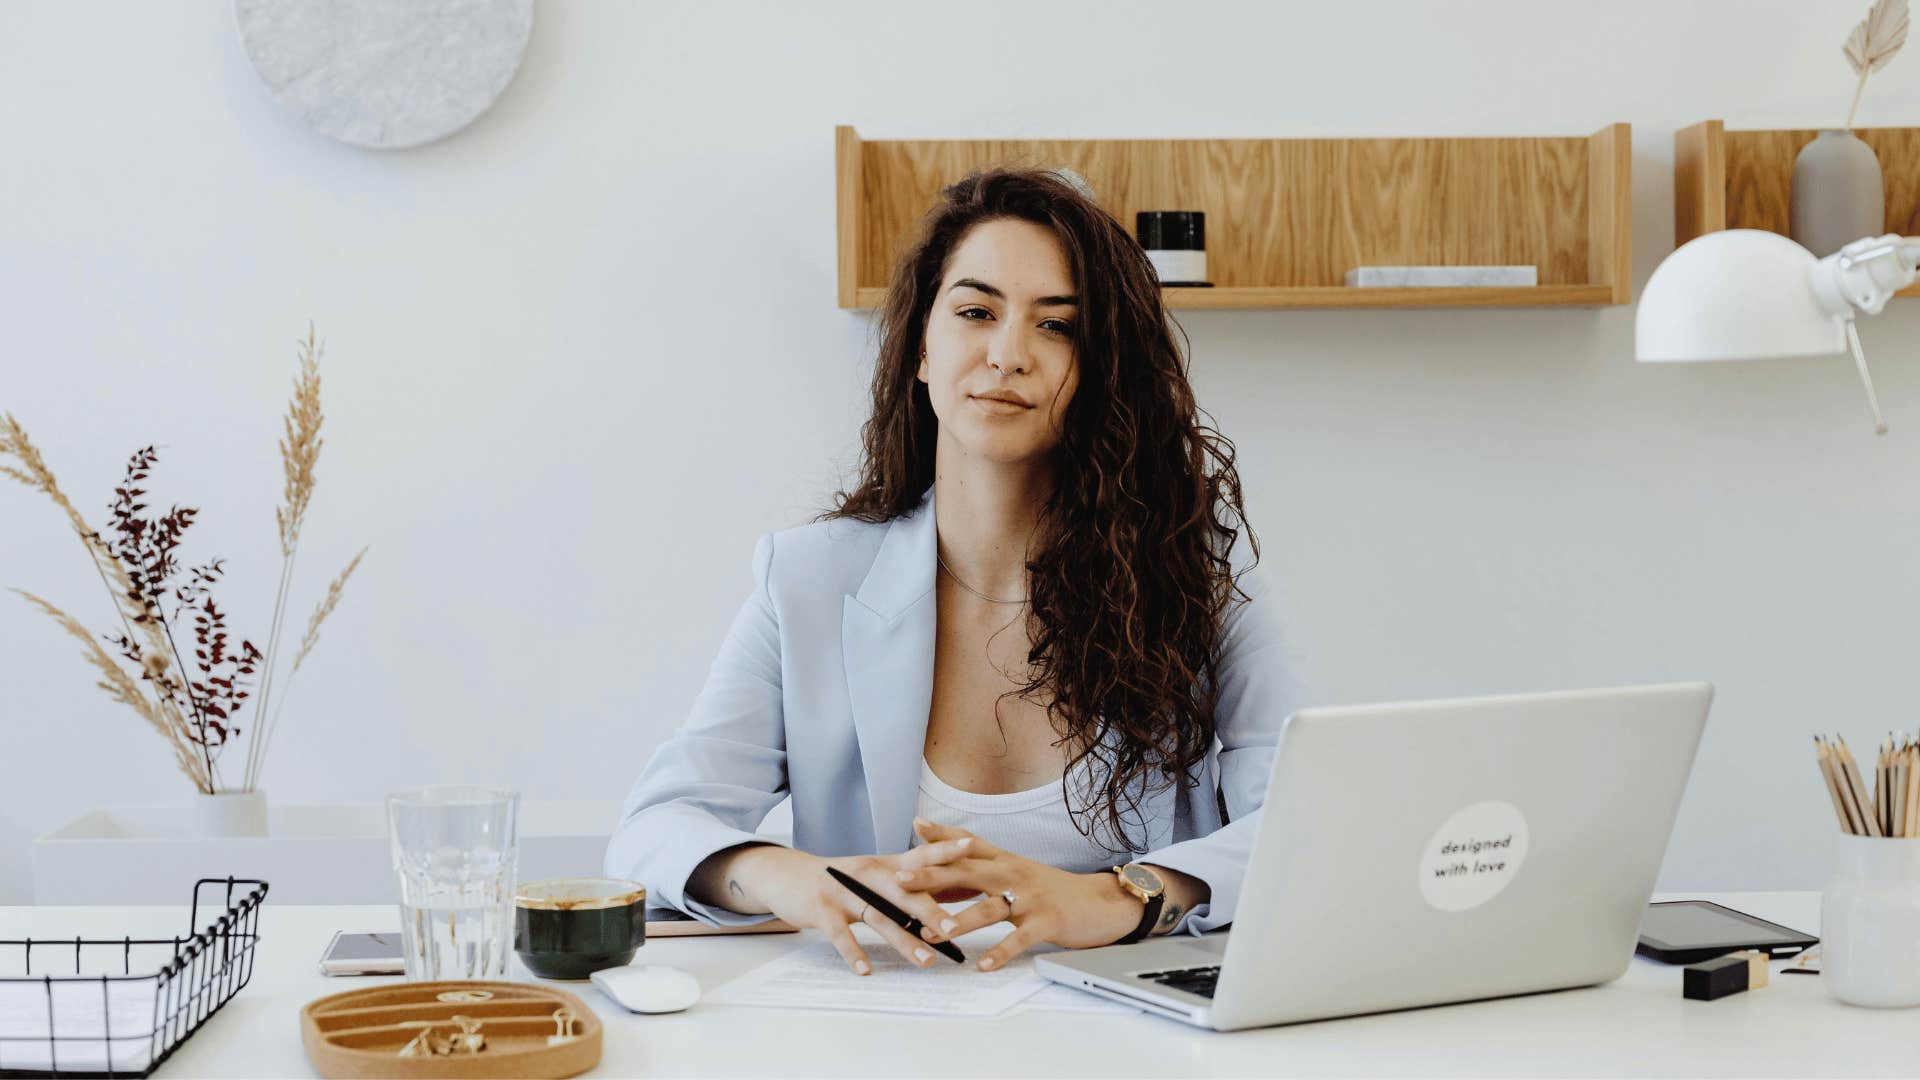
[825,166,1257,855]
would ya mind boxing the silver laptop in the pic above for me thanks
[1034,681,1713,1031]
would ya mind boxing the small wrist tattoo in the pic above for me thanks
[1156,904,1183,932]
[727,878,746,901]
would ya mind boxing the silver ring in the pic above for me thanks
[1001,890,1018,916]
[858,902,872,922]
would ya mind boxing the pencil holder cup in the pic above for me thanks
[1822,834,1920,1007]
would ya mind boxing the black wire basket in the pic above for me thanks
[0,877,267,1079]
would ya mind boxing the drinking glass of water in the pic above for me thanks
[386,785,520,981]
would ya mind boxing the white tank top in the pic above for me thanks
[911,754,1123,875]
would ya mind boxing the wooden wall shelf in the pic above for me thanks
[836,124,1632,311]
[1675,119,1920,298]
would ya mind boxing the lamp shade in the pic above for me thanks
[1635,229,1847,363]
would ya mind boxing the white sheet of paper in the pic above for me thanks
[0,978,162,1074]
[1011,980,1144,1015]
[707,923,1051,1018]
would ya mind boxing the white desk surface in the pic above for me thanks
[0,892,1901,1078]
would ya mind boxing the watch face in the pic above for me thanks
[1120,864,1164,897]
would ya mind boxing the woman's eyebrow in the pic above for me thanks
[949,277,1079,307]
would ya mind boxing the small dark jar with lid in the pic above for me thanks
[1136,211,1210,286]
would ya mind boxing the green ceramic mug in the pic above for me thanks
[513,877,648,980]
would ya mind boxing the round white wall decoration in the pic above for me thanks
[234,0,534,150]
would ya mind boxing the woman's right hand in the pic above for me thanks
[720,842,973,975]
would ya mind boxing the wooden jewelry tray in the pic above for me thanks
[300,980,603,1078]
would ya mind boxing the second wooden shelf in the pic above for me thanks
[847,284,1618,310]
[837,124,1632,311]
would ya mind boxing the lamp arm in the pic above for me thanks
[1805,235,1915,435]
[1845,321,1889,436]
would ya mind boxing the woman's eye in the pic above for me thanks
[956,308,1072,336]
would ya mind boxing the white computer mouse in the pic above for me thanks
[590,963,701,1014]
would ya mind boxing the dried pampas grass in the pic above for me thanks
[250,545,366,781]
[291,546,366,677]
[11,588,210,791]
[244,323,358,793]
[276,324,324,557]
[1,414,125,592]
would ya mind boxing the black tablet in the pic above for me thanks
[1635,900,1819,964]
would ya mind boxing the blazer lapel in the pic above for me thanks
[841,487,938,854]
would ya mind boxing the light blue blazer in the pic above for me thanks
[604,486,1304,935]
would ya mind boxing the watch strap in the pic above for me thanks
[1114,891,1164,945]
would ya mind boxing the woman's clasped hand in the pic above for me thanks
[893,818,1144,972]
[724,818,1144,976]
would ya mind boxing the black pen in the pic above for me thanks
[824,866,966,964]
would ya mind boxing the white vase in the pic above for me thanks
[1822,833,1920,1007]
[1790,129,1884,258]
[194,789,268,838]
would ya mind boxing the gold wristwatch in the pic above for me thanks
[1110,863,1167,945]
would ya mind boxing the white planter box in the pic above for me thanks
[33,800,625,905]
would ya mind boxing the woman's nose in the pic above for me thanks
[987,328,1030,376]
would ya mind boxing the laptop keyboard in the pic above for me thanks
[1136,964,1220,999]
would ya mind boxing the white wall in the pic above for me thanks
[5,0,1918,905]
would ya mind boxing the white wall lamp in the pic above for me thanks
[1636,229,1920,434]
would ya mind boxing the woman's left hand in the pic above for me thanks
[890,818,1145,971]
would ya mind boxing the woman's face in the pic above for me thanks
[919,218,1080,467]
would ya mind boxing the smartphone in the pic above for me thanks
[317,930,405,975]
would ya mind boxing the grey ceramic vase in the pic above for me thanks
[1791,130,1884,257]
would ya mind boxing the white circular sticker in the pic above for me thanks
[1417,800,1530,912]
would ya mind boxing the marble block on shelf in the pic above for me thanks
[1344,265,1539,287]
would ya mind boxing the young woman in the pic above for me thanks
[606,167,1300,976]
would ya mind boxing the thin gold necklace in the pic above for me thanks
[936,549,1028,604]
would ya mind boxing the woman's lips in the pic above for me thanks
[970,395,1033,413]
